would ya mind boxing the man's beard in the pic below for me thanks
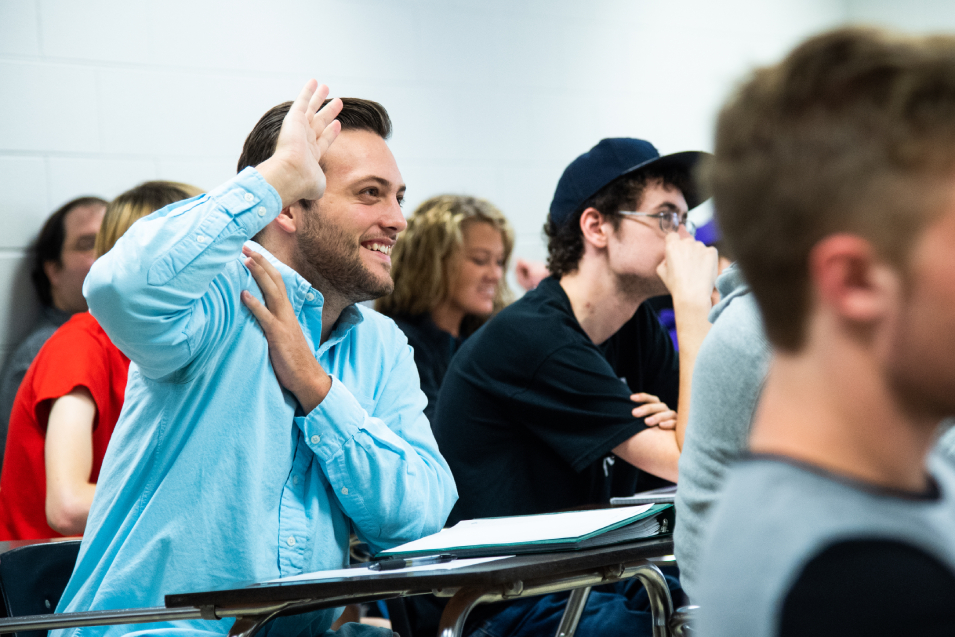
[614,270,668,302]
[295,206,394,304]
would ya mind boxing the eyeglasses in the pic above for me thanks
[618,209,696,236]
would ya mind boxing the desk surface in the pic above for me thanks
[165,537,673,611]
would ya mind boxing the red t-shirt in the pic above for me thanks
[0,312,130,540]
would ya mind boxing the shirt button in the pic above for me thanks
[292,475,300,485]
[310,434,320,444]
[286,535,296,547]
[341,487,349,496]
[244,193,254,202]
[256,206,267,217]
[196,235,207,244]
[305,292,315,301]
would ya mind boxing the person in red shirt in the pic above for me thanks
[0,181,202,540]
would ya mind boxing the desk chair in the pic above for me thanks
[0,540,82,637]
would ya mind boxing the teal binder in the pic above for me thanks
[379,504,673,559]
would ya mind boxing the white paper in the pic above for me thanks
[380,504,653,555]
[267,555,512,584]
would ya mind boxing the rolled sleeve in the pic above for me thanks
[85,168,282,378]
[297,367,457,552]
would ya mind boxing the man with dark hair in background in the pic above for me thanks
[0,197,105,468]
[431,138,718,636]
[696,28,955,635]
[53,82,456,637]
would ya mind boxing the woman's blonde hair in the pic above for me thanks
[376,195,514,334]
[95,181,204,258]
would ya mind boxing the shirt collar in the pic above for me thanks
[243,241,365,347]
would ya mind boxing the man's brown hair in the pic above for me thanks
[709,27,955,351]
[236,97,392,174]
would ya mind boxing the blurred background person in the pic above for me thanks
[514,257,550,292]
[0,181,202,540]
[0,197,107,470]
[376,195,514,424]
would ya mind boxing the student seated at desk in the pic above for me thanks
[52,82,456,637]
[0,181,202,541]
[375,194,514,424]
[430,138,719,637]
[695,27,955,636]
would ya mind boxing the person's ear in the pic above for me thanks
[579,207,610,250]
[271,203,302,235]
[810,233,899,324]
[43,260,62,288]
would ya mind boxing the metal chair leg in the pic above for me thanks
[553,586,591,637]
[436,588,499,637]
[630,564,674,637]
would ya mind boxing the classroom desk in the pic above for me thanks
[0,537,676,637]
[166,536,676,637]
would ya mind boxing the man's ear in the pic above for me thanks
[579,207,610,250]
[271,203,302,235]
[809,233,899,324]
[43,260,62,288]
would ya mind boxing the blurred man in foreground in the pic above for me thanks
[697,28,955,635]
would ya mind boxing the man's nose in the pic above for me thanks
[384,198,407,232]
[677,224,692,239]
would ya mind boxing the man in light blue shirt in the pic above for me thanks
[53,82,457,637]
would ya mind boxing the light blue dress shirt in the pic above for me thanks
[53,168,457,637]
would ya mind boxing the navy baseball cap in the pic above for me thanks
[548,138,711,227]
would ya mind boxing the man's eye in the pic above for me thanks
[74,237,96,251]
[397,198,405,208]
[361,188,379,197]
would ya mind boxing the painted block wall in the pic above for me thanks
[0,0,874,361]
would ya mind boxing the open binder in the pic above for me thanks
[378,503,674,560]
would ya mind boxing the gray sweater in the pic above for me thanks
[696,453,955,636]
[674,264,771,601]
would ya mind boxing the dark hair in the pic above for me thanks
[710,27,955,351]
[544,167,691,278]
[31,196,107,307]
[236,97,392,174]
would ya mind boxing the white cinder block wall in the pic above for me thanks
[4,0,933,363]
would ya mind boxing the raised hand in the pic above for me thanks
[631,392,677,430]
[240,246,331,413]
[656,232,719,309]
[256,80,344,209]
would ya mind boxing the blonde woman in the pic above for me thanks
[0,181,201,540]
[376,195,514,423]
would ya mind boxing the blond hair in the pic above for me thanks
[96,181,204,258]
[376,195,514,334]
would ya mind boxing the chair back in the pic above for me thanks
[0,540,82,637]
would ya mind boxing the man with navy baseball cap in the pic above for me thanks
[429,138,719,636]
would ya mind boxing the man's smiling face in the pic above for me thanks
[295,129,407,303]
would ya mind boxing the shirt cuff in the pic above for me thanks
[206,166,284,237]
[299,376,364,462]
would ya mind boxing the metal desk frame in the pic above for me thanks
[0,538,678,637]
